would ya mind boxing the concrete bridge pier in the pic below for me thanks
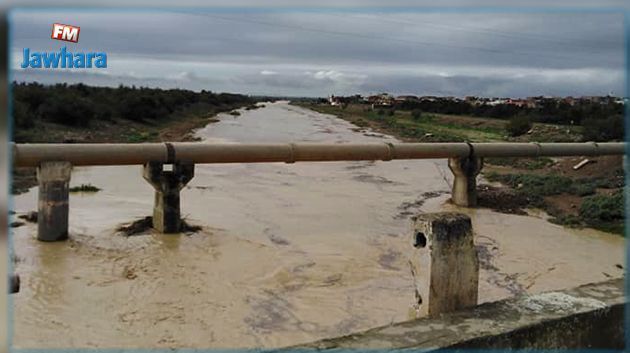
[448,156,483,207]
[37,161,72,241]
[143,161,194,233]
[410,212,479,318]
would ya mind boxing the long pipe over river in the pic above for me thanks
[11,142,626,167]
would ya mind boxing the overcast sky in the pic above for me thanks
[10,8,625,97]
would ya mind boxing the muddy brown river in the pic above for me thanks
[10,101,624,349]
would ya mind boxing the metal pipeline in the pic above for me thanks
[12,143,168,167]
[11,142,625,167]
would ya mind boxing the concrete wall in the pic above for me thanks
[285,278,625,351]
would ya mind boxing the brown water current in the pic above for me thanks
[10,101,625,349]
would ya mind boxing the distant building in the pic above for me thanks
[329,95,342,106]
[506,98,532,108]
[464,96,481,106]
[561,96,576,106]
[419,96,438,102]
[581,96,606,104]
[395,95,419,102]
[368,93,394,107]
[486,98,507,106]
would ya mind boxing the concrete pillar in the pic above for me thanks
[448,156,483,207]
[410,212,479,318]
[143,161,194,233]
[37,161,72,241]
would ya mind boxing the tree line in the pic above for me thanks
[12,82,253,130]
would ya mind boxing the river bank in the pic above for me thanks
[294,102,624,235]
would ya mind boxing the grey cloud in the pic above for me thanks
[357,71,622,98]
[9,8,625,97]
[12,69,226,91]
[4,0,630,9]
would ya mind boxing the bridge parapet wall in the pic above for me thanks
[288,278,625,350]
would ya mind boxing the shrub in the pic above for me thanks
[572,182,597,196]
[506,115,532,136]
[38,94,95,127]
[581,115,623,141]
[94,106,113,122]
[14,82,46,111]
[580,191,624,224]
[386,118,402,129]
[486,173,603,198]
[354,118,369,127]
[69,184,101,192]
[550,214,582,227]
[13,100,35,129]
[486,157,553,170]
[400,127,425,138]
[119,95,169,122]
[522,157,554,170]
[487,173,570,195]
[411,109,422,120]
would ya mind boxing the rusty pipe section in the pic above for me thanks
[11,142,625,167]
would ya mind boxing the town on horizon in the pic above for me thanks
[326,93,627,108]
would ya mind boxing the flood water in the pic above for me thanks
[10,101,625,349]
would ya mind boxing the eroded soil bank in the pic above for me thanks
[10,102,624,349]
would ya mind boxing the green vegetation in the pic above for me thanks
[69,184,101,193]
[303,96,623,142]
[395,95,623,136]
[581,115,624,141]
[506,115,532,136]
[303,103,504,142]
[485,157,554,170]
[124,131,159,143]
[486,172,624,234]
[12,82,253,142]
[485,173,607,198]
[486,173,572,206]
[579,191,624,233]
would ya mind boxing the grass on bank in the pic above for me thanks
[305,103,506,142]
[298,102,586,143]
[485,157,555,170]
[485,172,624,234]
[578,191,625,234]
[69,184,101,193]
